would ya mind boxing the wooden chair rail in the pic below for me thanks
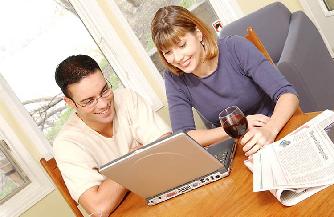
[244,26,303,115]
[40,158,84,217]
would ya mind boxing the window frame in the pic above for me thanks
[68,0,164,111]
[318,0,334,16]
[0,1,243,214]
[208,0,243,23]
[0,75,53,217]
[68,0,242,111]
[299,0,334,57]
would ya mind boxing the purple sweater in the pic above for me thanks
[164,35,298,132]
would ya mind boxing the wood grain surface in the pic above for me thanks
[110,111,334,217]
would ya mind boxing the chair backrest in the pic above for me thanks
[220,2,291,63]
[245,26,274,64]
[40,158,84,217]
[244,26,303,115]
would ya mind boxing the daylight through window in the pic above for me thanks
[0,0,122,143]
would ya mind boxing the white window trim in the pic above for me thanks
[0,75,54,217]
[299,0,334,57]
[0,2,241,215]
[68,0,242,111]
[0,75,53,158]
[208,0,243,24]
[68,0,163,111]
[318,0,334,17]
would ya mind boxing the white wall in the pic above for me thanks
[299,0,334,55]
[237,0,302,14]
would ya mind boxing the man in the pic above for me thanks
[53,55,170,216]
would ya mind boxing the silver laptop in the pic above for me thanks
[99,132,236,205]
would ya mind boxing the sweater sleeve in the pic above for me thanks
[164,72,196,133]
[229,36,298,102]
[125,89,171,145]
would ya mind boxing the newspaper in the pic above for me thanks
[247,110,334,206]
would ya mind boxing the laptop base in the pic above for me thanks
[147,169,229,205]
[147,139,237,206]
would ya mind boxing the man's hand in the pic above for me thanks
[129,144,143,152]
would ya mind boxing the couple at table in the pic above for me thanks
[52,5,299,217]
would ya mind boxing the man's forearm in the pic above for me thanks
[79,179,128,216]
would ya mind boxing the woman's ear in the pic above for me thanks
[195,28,203,42]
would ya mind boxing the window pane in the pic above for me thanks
[114,0,219,74]
[324,0,334,11]
[0,0,123,143]
[0,140,30,204]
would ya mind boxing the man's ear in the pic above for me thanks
[64,96,76,109]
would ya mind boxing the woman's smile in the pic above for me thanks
[179,57,191,68]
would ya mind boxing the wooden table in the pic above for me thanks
[110,111,334,217]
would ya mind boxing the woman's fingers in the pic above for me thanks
[257,114,270,123]
[244,137,266,156]
[247,114,270,129]
[240,130,254,146]
[242,133,260,153]
[245,143,262,156]
[255,120,266,127]
[241,128,270,156]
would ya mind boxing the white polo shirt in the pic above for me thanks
[53,88,170,202]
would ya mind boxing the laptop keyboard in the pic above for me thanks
[213,151,229,164]
[206,138,236,167]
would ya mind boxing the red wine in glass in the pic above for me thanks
[219,106,248,138]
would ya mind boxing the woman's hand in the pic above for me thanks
[129,144,143,153]
[246,114,270,129]
[240,93,299,157]
[239,125,278,156]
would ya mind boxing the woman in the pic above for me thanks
[151,5,299,156]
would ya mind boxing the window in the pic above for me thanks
[0,1,242,214]
[68,0,241,110]
[0,81,53,216]
[112,0,242,75]
[115,0,219,74]
[107,0,242,127]
[0,0,156,214]
[68,0,165,111]
[319,0,334,16]
[0,0,123,144]
[0,140,30,205]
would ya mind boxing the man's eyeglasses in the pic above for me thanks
[71,80,113,109]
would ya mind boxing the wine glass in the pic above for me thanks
[219,106,248,139]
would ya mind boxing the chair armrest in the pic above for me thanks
[279,11,333,63]
[277,62,317,112]
[278,11,334,112]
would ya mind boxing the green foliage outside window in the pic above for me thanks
[46,107,73,143]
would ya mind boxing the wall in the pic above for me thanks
[0,103,74,217]
[300,0,334,54]
[97,0,206,128]
[96,0,303,127]
[6,1,303,217]
[20,192,75,217]
[237,0,302,14]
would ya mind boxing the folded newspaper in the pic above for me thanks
[246,110,334,206]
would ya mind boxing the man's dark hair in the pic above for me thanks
[55,55,101,97]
